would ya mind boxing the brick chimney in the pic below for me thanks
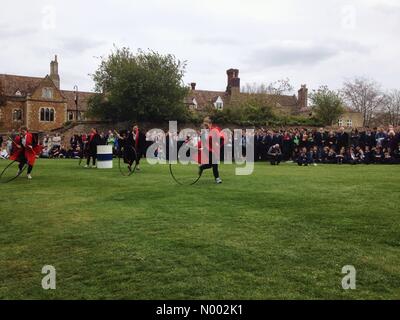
[190,82,196,91]
[226,68,240,95]
[298,84,308,109]
[50,55,60,89]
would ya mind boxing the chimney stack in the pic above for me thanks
[190,82,196,91]
[50,55,60,89]
[298,84,308,109]
[226,68,240,95]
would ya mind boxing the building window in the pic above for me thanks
[68,111,74,121]
[190,98,198,110]
[15,90,22,97]
[42,88,53,99]
[338,119,343,127]
[214,97,224,110]
[12,109,23,121]
[40,107,55,122]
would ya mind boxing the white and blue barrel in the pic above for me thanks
[97,145,113,169]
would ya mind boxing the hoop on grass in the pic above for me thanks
[0,160,27,184]
[169,140,203,186]
[169,162,203,186]
[118,145,138,177]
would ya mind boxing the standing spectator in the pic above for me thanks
[336,127,349,151]
[85,128,101,168]
[107,131,116,152]
[52,133,62,148]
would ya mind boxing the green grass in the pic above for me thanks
[0,159,400,300]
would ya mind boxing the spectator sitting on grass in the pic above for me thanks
[1,143,9,159]
[297,147,309,166]
[41,146,50,158]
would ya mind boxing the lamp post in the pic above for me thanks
[73,85,79,121]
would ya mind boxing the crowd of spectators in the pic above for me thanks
[1,126,399,166]
[254,126,400,166]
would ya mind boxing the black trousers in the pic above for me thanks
[18,155,33,174]
[87,151,97,166]
[200,163,220,179]
[268,155,282,165]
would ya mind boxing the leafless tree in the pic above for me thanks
[341,77,386,126]
[384,89,400,126]
[242,78,293,95]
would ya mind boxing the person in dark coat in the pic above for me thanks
[85,128,101,168]
[267,144,282,165]
[336,127,349,151]
[128,124,147,171]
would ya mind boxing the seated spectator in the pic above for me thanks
[307,148,317,166]
[327,148,337,164]
[41,146,50,158]
[394,143,400,163]
[50,145,61,158]
[336,147,346,165]
[59,145,67,158]
[297,147,309,166]
[267,144,282,165]
[345,147,357,165]
[373,146,384,164]
[364,146,372,164]
[321,147,330,163]
[384,148,394,164]
[0,143,9,159]
[355,147,365,164]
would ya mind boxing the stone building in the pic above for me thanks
[0,56,94,134]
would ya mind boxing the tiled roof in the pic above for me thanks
[61,90,95,112]
[185,88,299,110]
[0,74,43,97]
[237,93,298,107]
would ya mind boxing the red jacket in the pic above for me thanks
[10,132,42,166]
[197,126,226,165]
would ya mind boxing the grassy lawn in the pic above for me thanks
[0,159,399,300]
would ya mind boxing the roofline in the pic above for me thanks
[61,89,96,95]
[0,73,44,80]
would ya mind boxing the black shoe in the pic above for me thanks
[198,166,203,176]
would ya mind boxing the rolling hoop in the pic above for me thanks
[0,161,27,184]
[118,146,138,177]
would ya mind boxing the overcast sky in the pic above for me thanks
[1,0,399,93]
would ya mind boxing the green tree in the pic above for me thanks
[88,47,189,122]
[310,86,345,126]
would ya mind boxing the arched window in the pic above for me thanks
[49,108,54,122]
[12,109,23,121]
[40,107,55,122]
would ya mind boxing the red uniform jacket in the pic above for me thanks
[10,132,42,166]
[197,126,225,165]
